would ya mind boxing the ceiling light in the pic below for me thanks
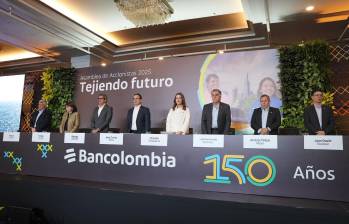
[0,52,40,62]
[101,62,107,67]
[305,5,314,11]
[218,50,224,54]
[114,0,174,27]
[158,56,164,60]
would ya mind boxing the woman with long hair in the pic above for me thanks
[166,92,190,134]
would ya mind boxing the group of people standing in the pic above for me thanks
[30,92,191,135]
[30,89,335,135]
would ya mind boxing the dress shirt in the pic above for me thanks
[34,109,44,128]
[211,103,219,128]
[314,104,322,128]
[97,104,105,117]
[131,105,141,131]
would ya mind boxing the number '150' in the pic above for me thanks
[203,154,276,187]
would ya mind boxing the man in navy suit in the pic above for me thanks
[127,93,151,133]
[250,94,281,135]
[304,89,335,135]
[30,99,51,132]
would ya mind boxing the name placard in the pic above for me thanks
[99,133,123,145]
[141,134,168,147]
[32,132,50,142]
[304,135,343,150]
[243,135,278,149]
[2,132,20,142]
[193,135,224,148]
[64,133,85,144]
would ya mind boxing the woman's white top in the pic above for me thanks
[166,107,190,134]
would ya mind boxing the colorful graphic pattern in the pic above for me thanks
[36,144,54,159]
[3,150,22,171]
[198,54,217,107]
[204,154,276,187]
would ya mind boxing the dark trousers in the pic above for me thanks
[211,128,220,134]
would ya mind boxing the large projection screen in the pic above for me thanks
[0,74,25,132]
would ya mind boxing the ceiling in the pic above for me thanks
[243,0,349,24]
[0,0,348,74]
[0,41,39,62]
[40,0,245,44]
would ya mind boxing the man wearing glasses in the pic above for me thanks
[201,89,231,134]
[91,94,113,133]
[127,93,151,133]
[304,89,335,135]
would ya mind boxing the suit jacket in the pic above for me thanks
[30,109,51,132]
[59,112,80,133]
[304,104,335,135]
[127,106,151,133]
[91,104,113,132]
[250,107,281,135]
[201,102,231,134]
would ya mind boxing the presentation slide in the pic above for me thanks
[0,74,25,132]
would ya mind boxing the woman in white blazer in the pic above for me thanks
[166,92,190,134]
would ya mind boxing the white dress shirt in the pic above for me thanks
[34,109,44,128]
[261,107,269,128]
[131,105,141,131]
[212,103,219,128]
[314,104,322,128]
[166,107,190,134]
[97,104,105,117]
[258,107,271,134]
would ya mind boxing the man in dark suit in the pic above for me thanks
[304,90,335,135]
[201,89,231,134]
[91,94,113,133]
[127,93,151,133]
[250,94,281,135]
[30,99,52,132]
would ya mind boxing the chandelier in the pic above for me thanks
[114,0,174,27]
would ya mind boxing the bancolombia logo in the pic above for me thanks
[64,148,176,168]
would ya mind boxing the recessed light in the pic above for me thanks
[158,56,164,60]
[305,5,314,11]
[101,62,107,67]
[218,50,224,54]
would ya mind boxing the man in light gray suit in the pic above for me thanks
[91,94,113,133]
[201,89,231,134]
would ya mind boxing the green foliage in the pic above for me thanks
[278,40,333,130]
[41,68,54,103]
[41,67,76,129]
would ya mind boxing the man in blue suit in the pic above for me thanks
[127,93,151,133]
[250,94,281,135]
